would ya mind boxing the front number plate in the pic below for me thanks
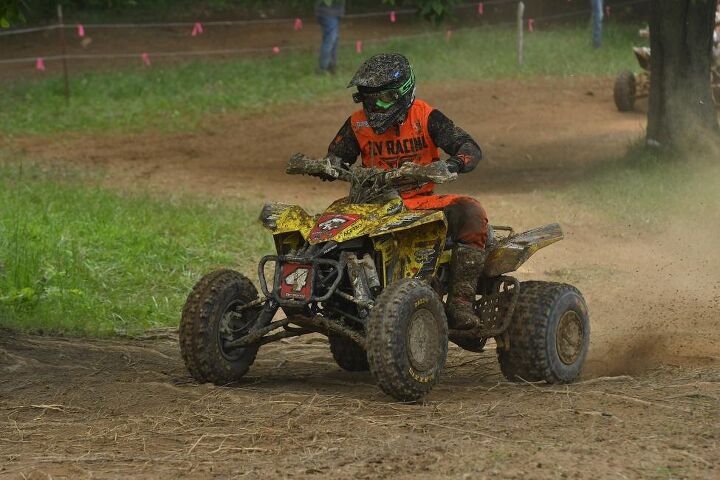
[279,263,313,301]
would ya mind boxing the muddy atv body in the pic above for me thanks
[180,156,590,401]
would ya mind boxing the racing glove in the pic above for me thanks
[446,156,465,174]
[315,155,344,182]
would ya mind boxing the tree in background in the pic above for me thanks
[647,0,720,149]
[383,0,461,23]
[0,0,25,27]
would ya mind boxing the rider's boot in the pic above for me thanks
[446,244,487,330]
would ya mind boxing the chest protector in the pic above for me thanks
[350,99,439,197]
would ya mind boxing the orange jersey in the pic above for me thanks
[350,99,439,197]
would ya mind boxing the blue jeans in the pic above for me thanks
[317,15,340,71]
[591,0,604,48]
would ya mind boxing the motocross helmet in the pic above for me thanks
[348,53,416,134]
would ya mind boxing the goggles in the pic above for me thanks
[352,70,415,110]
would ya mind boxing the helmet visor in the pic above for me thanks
[354,89,401,111]
[352,69,415,111]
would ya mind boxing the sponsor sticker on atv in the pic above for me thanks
[280,263,312,300]
[309,214,361,242]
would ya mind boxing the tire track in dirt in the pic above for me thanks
[1,330,718,479]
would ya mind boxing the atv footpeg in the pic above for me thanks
[448,276,519,338]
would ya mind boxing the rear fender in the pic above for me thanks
[483,223,563,277]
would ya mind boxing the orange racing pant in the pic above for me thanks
[403,194,488,249]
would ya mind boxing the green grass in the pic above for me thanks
[0,160,273,335]
[0,23,642,135]
[561,143,720,228]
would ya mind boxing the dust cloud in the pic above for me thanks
[585,148,720,376]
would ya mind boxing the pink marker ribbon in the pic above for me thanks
[141,52,151,66]
[77,24,85,37]
[191,22,203,36]
[35,57,46,71]
[355,40,363,54]
[294,18,303,31]
[272,46,280,54]
[390,11,396,23]
[528,18,535,32]
[478,2,484,15]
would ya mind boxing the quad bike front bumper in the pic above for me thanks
[258,254,345,307]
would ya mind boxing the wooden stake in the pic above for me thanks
[57,4,70,103]
[517,2,525,67]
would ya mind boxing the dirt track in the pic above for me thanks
[2,77,720,478]
[12,76,644,200]
[1,330,718,479]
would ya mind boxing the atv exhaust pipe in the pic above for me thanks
[346,253,380,308]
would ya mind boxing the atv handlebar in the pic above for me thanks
[286,153,353,182]
[286,153,457,187]
[383,160,457,185]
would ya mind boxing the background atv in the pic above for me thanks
[180,155,590,402]
[614,34,720,112]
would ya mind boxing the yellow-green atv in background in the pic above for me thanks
[180,155,590,402]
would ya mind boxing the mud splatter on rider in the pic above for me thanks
[324,53,488,330]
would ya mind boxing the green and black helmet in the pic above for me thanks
[348,53,416,134]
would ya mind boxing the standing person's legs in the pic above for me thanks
[329,16,340,72]
[317,15,340,72]
[591,0,604,48]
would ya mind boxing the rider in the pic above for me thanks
[324,53,488,330]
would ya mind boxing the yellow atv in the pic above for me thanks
[180,155,590,401]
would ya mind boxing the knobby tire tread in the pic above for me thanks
[180,269,259,384]
[366,279,448,402]
[497,281,585,384]
[614,70,636,112]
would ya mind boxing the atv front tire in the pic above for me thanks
[180,269,265,385]
[329,333,369,371]
[614,70,637,112]
[366,279,448,402]
[497,281,589,384]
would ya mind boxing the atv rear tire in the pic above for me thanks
[366,279,448,402]
[329,333,369,371]
[497,281,589,384]
[614,70,637,112]
[180,269,265,385]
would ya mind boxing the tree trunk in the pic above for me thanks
[646,0,719,148]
